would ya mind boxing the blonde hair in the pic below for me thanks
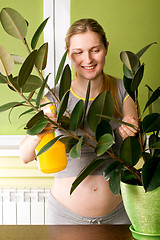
[65,18,121,118]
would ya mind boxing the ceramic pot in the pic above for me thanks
[120,181,160,239]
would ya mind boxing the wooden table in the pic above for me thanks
[0,225,134,240]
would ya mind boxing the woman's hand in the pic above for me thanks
[37,105,57,139]
[119,115,138,140]
[19,103,58,164]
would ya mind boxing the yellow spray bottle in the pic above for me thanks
[36,105,67,173]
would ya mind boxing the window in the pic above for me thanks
[0,0,70,156]
[43,0,70,87]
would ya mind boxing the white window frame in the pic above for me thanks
[43,0,70,87]
[0,0,70,156]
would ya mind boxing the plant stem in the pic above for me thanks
[106,150,142,184]
[134,90,145,161]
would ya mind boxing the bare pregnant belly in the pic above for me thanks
[51,175,122,217]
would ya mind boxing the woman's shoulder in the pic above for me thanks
[116,78,128,101]
[105,73,124,89]
[116,78,124,89]
[106,74,127,100]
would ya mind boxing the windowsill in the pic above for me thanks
[0,135,25,156]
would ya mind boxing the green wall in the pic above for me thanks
[0,0,43,135]
[71,0,160,110]
[0,0,160,135]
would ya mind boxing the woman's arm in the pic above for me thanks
[19,134,41,164]
[119,96,139,139]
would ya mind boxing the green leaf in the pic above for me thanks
[35,43,48,71]
[142,113,160,133]
[121,171,137,183]
[26,118,48,135]
[69,136,83,158]
[25,110,45,129]
[123,64,133,79]
[149,134,157,150]
[120,51,140,74]
[69,100,84,131]
[36,74,50,107]
[59,64,71,100]
[23,75,42,92]
[123,75,135,101]
[142,157,160,192]
[87,90,114,133]
[0,7,27,40]
[104,161,124,181]
[95,134,114,156]
[70,157,108,195]
[31,17,49,49]
[82,80,91,126]
[146,85,160,114]
[143,87,160,113]
[97,115,136,130]
[57,90,70,123]
[18,50,37,88]
[60,136,78,153]
[18,102,50,119]
[136,42,157,58]
[150,141,160,149]
[0,102,22,113]
[59,116,70,128]
[149,134,160,150]
[109,169,121,195]
[96,120,113,141]
[55,51,67,86]
[0,73,8,83]
[19,108,35,118]
[37,135,62,157]
[146,85,154,114]
[6,100,27,123]
[120,136,141,166]
[0,45,14,76]
[131,64,144,91]
[11,75,42,93]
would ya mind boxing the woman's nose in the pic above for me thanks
[84,52,93,64]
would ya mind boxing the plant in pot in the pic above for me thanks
[116,46,160,239]
[70,44,160,238]
[0,8,160,238]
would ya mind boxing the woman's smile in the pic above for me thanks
[82,64,97,71]
[68,31,107,81]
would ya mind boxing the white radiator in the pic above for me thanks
[0,188,50,225]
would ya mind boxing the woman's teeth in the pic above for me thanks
[83,66,95,70]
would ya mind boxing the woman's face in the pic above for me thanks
[68,31,108,81]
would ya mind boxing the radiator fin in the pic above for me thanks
[0,188,50,225]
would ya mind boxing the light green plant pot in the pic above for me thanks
[120,181,160,239]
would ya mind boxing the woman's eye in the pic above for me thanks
[93,49,99,53]
[74,51,82,55]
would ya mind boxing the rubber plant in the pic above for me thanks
[70,42,160,196]
[0,8,160,196]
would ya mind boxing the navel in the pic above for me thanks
[93,187,98,192]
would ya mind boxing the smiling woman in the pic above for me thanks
[19,17,138,225]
